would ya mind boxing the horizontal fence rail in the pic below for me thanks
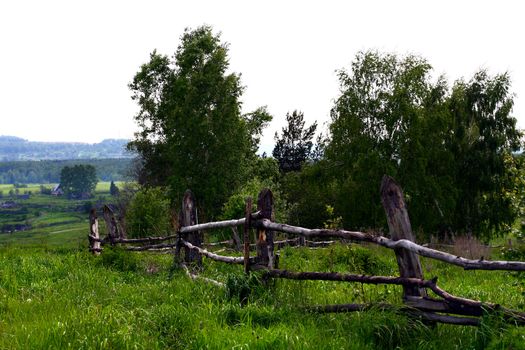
[256,219,525,271]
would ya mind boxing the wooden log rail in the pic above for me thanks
[90,217,525,271]
[180,239,246,264]
[90,215,525,271]
[304,303,481,327]
[264,269,525,325]
[88,234,178,245]
[256,220,525,271]
[179,212,261,234]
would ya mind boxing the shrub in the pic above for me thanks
[100,246,139,272]
[502,244,525,261]
[125,187,171,238]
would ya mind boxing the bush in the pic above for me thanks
[319,243,394,275]
[100,246,139,272]
[125,187,171,238]
[502,244,525,261]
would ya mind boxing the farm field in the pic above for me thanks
[1,185,525,348]
[0,182,121,247]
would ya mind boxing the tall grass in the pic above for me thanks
[1,241,524,349]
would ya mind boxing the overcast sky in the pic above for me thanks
[1,0,524,153]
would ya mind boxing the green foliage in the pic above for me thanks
[109,180,120,196]
[314,243,395,276]
[323,205,343,229]
[128,26,265,219]
[281,161,337,228]
[0,158,132,184]
[324,50,523,238]
[1,236,524,349]
[99,246,140,272]
[273,110,317,173]
[447,72,523,237]
[125,186,171,237]
[486,326,525,350]
[60,164,98,198]
[502,243,525,261]
[221,175,288,225]
[225,272,265,305]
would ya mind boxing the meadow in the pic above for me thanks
[0,182,119,247]
[1,183,525,349]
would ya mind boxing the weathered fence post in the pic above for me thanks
[180,190,202,266]
[89,208,100,255]
[103,205,120,244]
[380,175,427,298]
[256,189,275,269]
[244,197,252,274]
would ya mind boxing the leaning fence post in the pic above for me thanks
[89,208,100,255]
[103,205,119,244]
[180,190,202,266]
[256,189,275,269]
[380,175,427,298]
[244,197,252,274]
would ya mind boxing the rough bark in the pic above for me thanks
[103,205,120,244]
[380,175,426,297]
[89,209,100,255]
[125,242,179,251]
[256,189,275,268]
[244,197,252,274]
[181,239,245,264]
[180,190,202,265]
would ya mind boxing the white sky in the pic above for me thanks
[1,0,524,154]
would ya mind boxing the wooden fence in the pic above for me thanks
[88,175,525,327]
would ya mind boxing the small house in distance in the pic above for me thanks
[0,200,17,209]
[51,184,63,196]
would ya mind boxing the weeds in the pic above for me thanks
[1,237,524,349]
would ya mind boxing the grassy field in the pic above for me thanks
[0,182,121,247]
[1,184,525,349]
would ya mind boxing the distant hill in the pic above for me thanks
[0,136,133,161]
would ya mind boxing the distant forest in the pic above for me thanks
[0,136,132,161]
[0,158,133,184]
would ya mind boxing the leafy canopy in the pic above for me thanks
[273,110,317,173]
[60,164,98,198]
[128,26,268,218]
[324,51,523,238]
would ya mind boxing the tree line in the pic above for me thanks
[126,25,524,240]
[0,136,131,161]
[0,159,132,184]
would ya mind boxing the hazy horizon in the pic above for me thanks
[1,0,524,150]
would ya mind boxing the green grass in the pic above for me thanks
[1,184,525,348]
[0,241,524,349]
[0,182,118,247]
